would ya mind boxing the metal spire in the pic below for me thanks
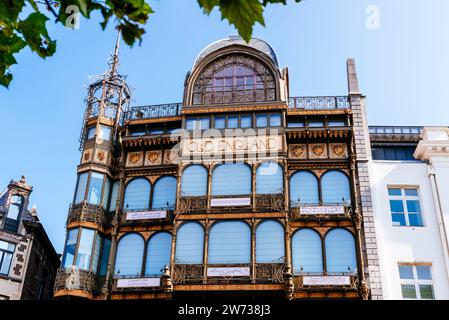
[108,28,122,78]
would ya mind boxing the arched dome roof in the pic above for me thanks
[192,35,279,70]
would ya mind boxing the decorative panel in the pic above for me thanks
[145,150,162,166]
[126,152,144,167]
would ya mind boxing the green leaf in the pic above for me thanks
[120,20,145,46]
[0,0,25,22]
[18,12,56,58]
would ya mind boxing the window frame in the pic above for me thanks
[398,264,435,300]
[388,186,424,227]
[73,171,111,208]
[0,240,15,276]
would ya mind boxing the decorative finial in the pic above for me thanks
[108,28,122,78]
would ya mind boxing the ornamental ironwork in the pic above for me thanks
[124,103,182,121]
[254,262,286,284]
[54,267,97,293]
[172,264,204,285]
[254,193,285,213]
[177,195,208,214]
[288,96,350,110]
[66,201,109,227]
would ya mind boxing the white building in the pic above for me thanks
[369,126,449,299]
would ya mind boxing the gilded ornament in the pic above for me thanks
[129,153,141,164]
[312,145,325,156]
[332,145,345,156]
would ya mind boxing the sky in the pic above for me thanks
[1,0,448,253]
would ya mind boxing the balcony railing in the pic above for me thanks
[66,201,109,227]
[293,273,358,291]
[290,202,351,220]
[288,96,350,110]
[124,103,182,121]
[54,267,97,293]
[254,193,285,213]
[177,196,208,214]
[193,87,276,106]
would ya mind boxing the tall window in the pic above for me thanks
[255,220,284,263]
[256,162,283,194]
[181,165,208,196]
[145,232,172,276]
[62,229,79,269]
[114,233,144,277]
[108,181,120,212]
[292,229,323,274]
[211,164,251,196]
[74,173,88,204]
[325,228,357,274]
[73,172,109,208]
[175,222,204,264]
[123,178,151,211]
[4,195,23,232]
[152,176,177,209]
[388,187,423,227]
[0,240,15,276]
[399,264,434,299]
[75,228,95,270]
[61,228,102,273]
[321,171,351,204]
[208,221,251,264]
[290,171,319,206]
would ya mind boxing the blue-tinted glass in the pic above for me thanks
[287,121,304,128]
[152,176,177,209]
[181,165,208,196]
[290,171,319,205]
[328,120,345,126]
[325,229,357,273]
[149,129,164,134]
[114,233,144,277]
[99,238,111,276]
[405,189,419,197]
[399,265,414,279]
[392,213,406,226]
[108,181,119,212]
[241,115,252,128]
[388,188,402,196]
[321,171,351,204]
[256,220,285,263]
[390,200,404,213]
[75,228,95,270]
[145,232,171,276]
[99,126,111,140]
[214,116,225,129]
[256,162,283,194]
[0,252,13,275]
[131,130,145,136]
[270,114,281,127]
[292,229,323,273]
[91,233,102,273]
[88,172,104,205]
[200,118,210,130]
[186,119,195,130]
[101,178,110,209]
[416,266,432,280]
[175,222,204,264]
[228,116,238,128]
[256,114,268,127]
[208,221,251,264]
[123,178,151,210]
[62,229,79,268]
[212,164,251,196]
[308,120,323,127]
[86,127,96,139]
[407,200,421,213]
[6,204,20,220]
[408,213,423,227]
[74,173,88,204]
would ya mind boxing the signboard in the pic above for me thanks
[302,276,351,286]
[125,210,167,220]
[207,267,251,277]
[116,277,161,288]
[299,206,345,215]
[210,198,251,207]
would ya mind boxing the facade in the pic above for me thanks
[0,176,60,300]
[370,126,449,299]
[53,35,384,300]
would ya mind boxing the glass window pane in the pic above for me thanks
[0,252,13,275]
[419,285,435,299]
[406,200,421,213]
[405,189,419,197]
[214,116,225,129]
[241,115,252,128]
[256,114,268,127]
[321,171,351,204]
[175,222,204,264]
[269,114,281,127]
[6,204,20,220]
[308,120,323,127]
[287,121,304,128]
[228,116,238,128]
[181,165,208,196]
[325,229,357,273]
[208,221,251,264]
[200,118,210,130]
[392,213,406,226]
[401,284,417,299]
[328,120,345,126]
[388,188,402,196]
[99,126,111,140]
[408,213,423,227]
[211,164,251,196]
[91,234,102,273]
[398,265,414,279]
[256,162,283,194]
[108,181,120,212]
[0,241,15,252]
[256,221,285,263]
[152,176,177,209]
[416,266,432,280]
[292,229,323,273]
[88,172,104,205]
[99,238,111,276]
[114,234,144,277]
[86,127,96,139]
[74,173,88,204]
[290,171,319,205]
[101,178,110,209]
[62,229,79,268]
[186,119,195,131]
[389,200,404,213]
[123,178,151,210]
[75,229,95,270]
[145,232,172,276]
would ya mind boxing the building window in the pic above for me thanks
[324,228,357,274]
[290,171,319,206]
[256,220,285,263]
[292,229,323,274]
[86,126,96,140]
[4,195,23,232]
[0,240,15,276]
[399,264,435,299]
[175,222,204,264]
[371,146,416,161]
[75,228,96,270]
[73,172,110,208]
[321,170,351,204]
[61,228,102,273]
[145,232,172,276]
[388,187,423,227]
[181,165,208,196]
[98,125,112,140]
[256,162,283,194]
[256,113,281,128]
[108,181,120,212]
[152,176,177,210]
[114,233,144,277]
[123,178,151,211]
[211,164,251,196]
[208,221,251,264]
[186,117,210,131]
[62,229,79,269]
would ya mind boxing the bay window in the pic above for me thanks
[73,171,111,208]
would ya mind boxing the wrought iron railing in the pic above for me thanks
[177,196,208,214]
[172,264,204,285]
[124,103,182,121]
[254,262,286,284]
[54,267,97,293]
[288,96,350,110]
[254,193,285,213]
[193,87,276,106]
[66,201,110,227]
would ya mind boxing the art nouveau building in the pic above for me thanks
[53,35,383,300]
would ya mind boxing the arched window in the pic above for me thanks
[290,171,319,205]
[123,178,150,211]
[114,233,144,277]
[256,220,284,263]
[325,228,357,273]
[211,164,251,196]
[321,171,351,204]
[208,221,250,264]
[181,165,207,196]
[256,162,283,194]
[206,65,264,93]
[145,232,172,276]
[175,222,204,264]
[292,229,323,274]
[152,176,177,209]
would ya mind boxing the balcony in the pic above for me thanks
[288,96,350,110]
[177,196,208,214]
[254,193,285,213]
[290,202,351,221]
[66,201,110,228]
[54,267,97,295]
[120,207,174,226]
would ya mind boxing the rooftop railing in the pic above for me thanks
[124,103,182,121]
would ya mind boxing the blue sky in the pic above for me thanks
[1,0,448,253]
